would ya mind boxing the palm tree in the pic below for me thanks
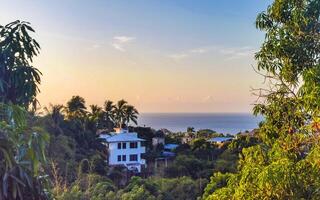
[104,100,114,122]
[103,100,115,131]
[87,104,103,130]
[66,96,87,120]
[44,104,65,135]
[113,99,128,128]
[124,105,139,126]
[89,105,103,119]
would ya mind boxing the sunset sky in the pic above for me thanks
[1,0,272,113]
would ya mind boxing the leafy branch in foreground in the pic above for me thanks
[0,20,49,200]
[0,20,42,110]
[204,0,320,199]
[0,103,49,199]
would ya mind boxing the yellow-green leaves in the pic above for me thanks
[205,0,320,199]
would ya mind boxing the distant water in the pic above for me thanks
[138,113,263,134]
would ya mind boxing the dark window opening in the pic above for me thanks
[130,154,138,161]
[130,142,138,149]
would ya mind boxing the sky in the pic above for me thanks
[1,0,272,113]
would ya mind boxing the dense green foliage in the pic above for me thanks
[0,104,49,199]
[0,20,41,108]
[203,0,320,199]
[47,122,242,200]
[7,1,320,197]
[0,21,49,200]
[0,20,249,199]
[54,175,205,200]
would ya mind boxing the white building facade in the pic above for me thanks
[100,129,146,173]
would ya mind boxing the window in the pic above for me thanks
[117,155,121,161]
[130,142,138,149]
[122,155,126,161]
[122,142,127,149]
[130,154,138,161]
[117,143,121,149]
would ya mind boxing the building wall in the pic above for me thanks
[108,141,145,172]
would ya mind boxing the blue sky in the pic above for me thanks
[1,0,272,113]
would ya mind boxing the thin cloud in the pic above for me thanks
[168,45,255,62]
[169,47,208,61]
[201,95,214,103]
[112,36,135,52]
[112,43,125,52]
[92,44,100,49]
[114,36,135,43]
[190,48,207,54]
[168,96,183,102]
[168,53,188,61]
[219,46,256,60]
[87,43,101,51]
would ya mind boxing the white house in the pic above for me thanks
[152,130,165,147]
[152,137,165,147]
[207,137,234,145]
[100,129,146,173]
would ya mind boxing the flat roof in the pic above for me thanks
[100,132,145,143]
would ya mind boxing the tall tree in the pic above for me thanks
[103,100,115,131]
[66,96,87,120]
[87,104,103,131]
[104,100,114,120]
[0,21,49,200]
[88,105,103,121]
[113,99,128,128]
[204,1,320,199]
[0,20,41,109]
[124,105,139,126]
[44,104,65,135]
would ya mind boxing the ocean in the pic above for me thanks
[138,113,263,134]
